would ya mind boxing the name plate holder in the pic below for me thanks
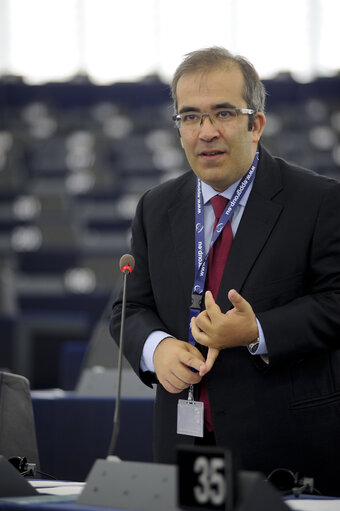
[77,456,179,511]
[77,449,289,511]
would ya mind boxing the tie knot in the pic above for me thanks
[210,195,228,221]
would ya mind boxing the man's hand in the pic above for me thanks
[198,347,220,377]
[191,289,258,351]
[153,337,206,394]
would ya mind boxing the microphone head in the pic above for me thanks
[119,254,135,274]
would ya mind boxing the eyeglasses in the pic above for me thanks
[172,107,255,130]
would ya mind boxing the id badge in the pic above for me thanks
[177,399,204,437]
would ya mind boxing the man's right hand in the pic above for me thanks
[153,337,206,393]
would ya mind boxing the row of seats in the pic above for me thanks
[0,73,339,389]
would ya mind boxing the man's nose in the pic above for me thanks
[199,113,219,138]
[199,113,215,127]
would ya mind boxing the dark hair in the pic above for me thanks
[171,46,266,129]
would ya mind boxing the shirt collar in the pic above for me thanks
[201,174,255,206]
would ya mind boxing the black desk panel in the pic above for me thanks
[31,391,154,481]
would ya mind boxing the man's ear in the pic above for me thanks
[252,112,266,143]
[180,133,184,148]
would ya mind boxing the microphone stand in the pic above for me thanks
[107,266,129,457]
[78,255,178,511]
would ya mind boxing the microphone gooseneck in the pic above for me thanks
[108,254,135,457]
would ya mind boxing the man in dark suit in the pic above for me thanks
[110,47,340,496]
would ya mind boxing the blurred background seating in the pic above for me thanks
[0,75,339,390]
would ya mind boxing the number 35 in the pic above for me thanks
[193,456,226,506]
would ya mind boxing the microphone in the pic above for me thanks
[119,254,135,275]
[107,254,135,457]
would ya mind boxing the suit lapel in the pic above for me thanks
[217,148,284,309]
[168,173,196,300]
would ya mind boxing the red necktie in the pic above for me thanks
[206,196,233,299]
[200,195,233,431]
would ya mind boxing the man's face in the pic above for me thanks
[176,65,266,191]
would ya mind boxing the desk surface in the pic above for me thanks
[0,487,339,511]
[32,390,154,482]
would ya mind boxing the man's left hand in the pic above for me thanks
[191,289,259,354]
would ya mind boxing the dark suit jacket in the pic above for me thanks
[110,145,340,496]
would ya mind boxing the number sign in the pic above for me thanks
[177,445,234,511]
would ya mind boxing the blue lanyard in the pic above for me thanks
[188,151,259,345]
